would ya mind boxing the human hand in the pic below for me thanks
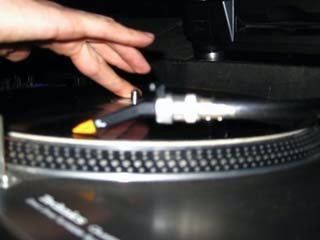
[0,0,155,97]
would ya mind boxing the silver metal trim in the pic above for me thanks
[0,116,20,189]
[155,94,239,124]
[155,94,174,124]
[8,128,308,150]
[0,116,5,176]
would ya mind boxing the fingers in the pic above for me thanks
[0,48,15,57]
[44,38,152,96]
[90,42,135,73]
[58,7,155,47]
[108,43,151,74]
[0,47,31,62]
[91,42,151,74]
[0,0,154,50]
[70,41,136,98]
[4,49,31,62]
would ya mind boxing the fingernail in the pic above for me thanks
[144,32,155,39]
[2,48,15,56]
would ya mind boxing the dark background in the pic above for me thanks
[2,0,320,99]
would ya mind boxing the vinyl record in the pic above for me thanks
[2,90,320,240]
[4,87,320,180]
[6,91,306,141]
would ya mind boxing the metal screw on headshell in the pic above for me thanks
[131,89,141,106]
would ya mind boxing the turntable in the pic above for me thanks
[2,0,320,239]
[0,84,319,240]
[3,85,320,182]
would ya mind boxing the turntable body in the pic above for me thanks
[1,0,320,237]
[0,88,319,239]
[1,168,320,240]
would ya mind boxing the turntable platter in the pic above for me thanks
[6,91,304,141]
[3,87,320,181]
